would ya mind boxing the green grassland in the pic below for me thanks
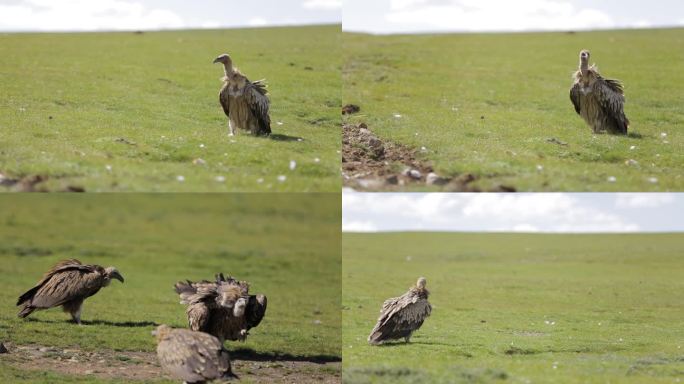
[343,28,684,191]
[343,232,684,383]
[0,25,341,192]
[0,194,341,382]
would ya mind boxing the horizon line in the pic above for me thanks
[342,24,684,36]
[0,22,340,34]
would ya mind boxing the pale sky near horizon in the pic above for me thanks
[343,193,684,233]
[344,0,684,34]
[0,0,341,32]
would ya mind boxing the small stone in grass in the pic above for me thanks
[536,165,544,171]
[215,176,226,183]
[314,157,320,163]
[105,165,112,172]
[0,343,8,354]
[277,175,286,182]
[289,160,296,170]
[176,175,185,182]
[192,158,206,165]
[660,132,667,138]
[607,176,616,183]
[625,159,638,166]
[629,145,636,150]
[257,178,264,184]
[393,113,402,118]
[199,144,205,148]
[647,177,658,184]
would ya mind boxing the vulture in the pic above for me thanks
[570,49,629,134]
[174,273,267,343]
[213,53,271,137]
[16,259,124,324]
[368,277,431,345]
[153,324,237,383]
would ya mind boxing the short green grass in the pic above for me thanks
[343,28,684,191]
[0,25,341,192]
[0,194,341,382]
[343,232,684,383]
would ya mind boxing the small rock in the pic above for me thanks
[176,175,185,182]
[313,319,322,325]
[277,175,287,182]
[647,177,658,184]
[402,168,421,179]
[660,132,667,138]
[342,104,360,115]
[629,145,636,150]
[199,143,205,148]
[257,178,264,184]
[277,121,284,126]
[426,172,449,186]
[214,175,226,183]
[0,343,8,354]
[314,157,320,163]
[105,164,112,172]
[536,165,544,171]
[625,159,638,166]
[393,113,402,118]
[192,158,206,165]
[607,176,616,183]
[289,160,297,171]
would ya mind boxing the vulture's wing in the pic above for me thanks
[163,329,230,381]
[245,79,271,135]
[219,85,230,117]
[186,301,211,332]
[595,76,629,133]
[369,291,431,343]
[174,280,217,304]
[246,294,267,330]
[569,83,582,115]
[19,263,103,309]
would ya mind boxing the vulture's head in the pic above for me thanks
[213,53,232,66]
[416,277,427,289]
[152,324,173,342]
[216,284,242,308]
[579,49,590,64]
[104,267,124,285]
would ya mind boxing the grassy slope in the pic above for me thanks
[0,194,341,382]
[343,28,684,191]
[0,25,341,192]
[342,232,684,383]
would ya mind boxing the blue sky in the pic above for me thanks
[0,0,341,32]
[343,0,684,34]
[343,193,684,233]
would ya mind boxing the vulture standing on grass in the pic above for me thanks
[16,259,124,324]
[570,49,629,135]
[213,53,271,136]
[174,273,267,343]
[368,277,431,345]
[154,324,237,383]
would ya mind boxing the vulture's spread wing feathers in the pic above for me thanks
[157,327,234,382]
[569,83,582,115]
[245,80,271,135]
[187,301,211,332]
[246,294,267,329]
[595,76,629,133]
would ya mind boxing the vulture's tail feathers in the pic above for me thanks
[16,285,40,306]
[18,305,35,318]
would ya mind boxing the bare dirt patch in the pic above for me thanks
[0,172,85,192]
[0,343,340,383]
[342,123,515,192]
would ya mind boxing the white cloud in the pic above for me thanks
[384,0,615,32]
[342,220,379,232]
[302,0,342,10]
[343,193,649,233]
[615,194,675,208]
[248,17,269,26]
[0,0,185,31]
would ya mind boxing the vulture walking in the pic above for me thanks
[153,324,237,383]
[16,259,124,324]
[570,49,629,134]
[368,277,431,345]
[174,273,267,343]
[213,53,271,137]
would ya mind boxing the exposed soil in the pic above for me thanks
[0,343,340,383]
[342,123,515,192]
[342,104,360,115]
[0,172,85,192]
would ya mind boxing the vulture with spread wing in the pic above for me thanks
[570,49,629,135]
[174,273,267,343]
[154,324,237,383]
[213,53,271,137]
[17,259,124,324]
[368,277,431,345]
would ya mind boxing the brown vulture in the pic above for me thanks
[174,273,267,343]
[213,53,271,136]
[368,277,431,345]
[16,259,124,324]
[153,324,237,383]
[570,49,629,134]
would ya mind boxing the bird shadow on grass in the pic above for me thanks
[627,132,643,139]
[26,318,158,328]
[230,347,340,364]
[268,133,304,142]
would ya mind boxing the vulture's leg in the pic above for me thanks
[228,120,235,136]
[64,299,84,325]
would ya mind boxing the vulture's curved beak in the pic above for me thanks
[111,271,124,283]
[212,57,221,64]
